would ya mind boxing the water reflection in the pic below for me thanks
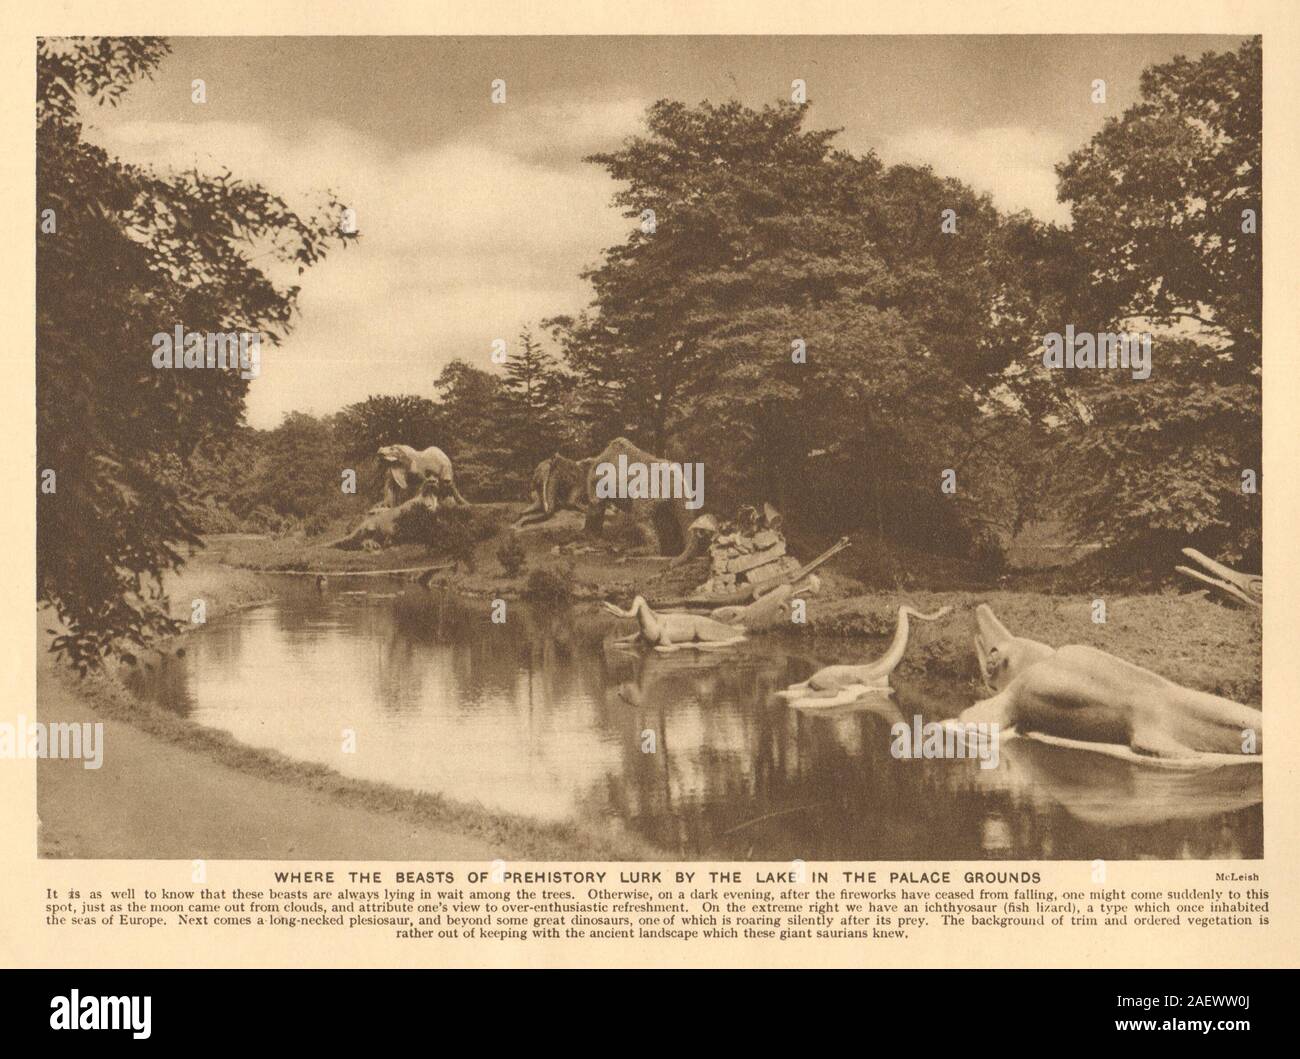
[126,578,1262,860]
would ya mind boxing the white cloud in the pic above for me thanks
[85,103,1079,428]
[84,103,634,426]
[877,126,1073,225]
[475,96,649,161]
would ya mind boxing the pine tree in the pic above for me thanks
[498,327,562,468]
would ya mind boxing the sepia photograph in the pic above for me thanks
[33,31,1262,867]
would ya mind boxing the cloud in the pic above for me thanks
[474,96,650,165]
[84,103,635,426]
[876,126,1074,225]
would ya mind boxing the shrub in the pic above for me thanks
[393,499,439,544]
[497,535,527,577]
[523,566,573,602]
[968,525,1008,578]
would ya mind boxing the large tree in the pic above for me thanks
[37,38,355,668]
[335,394,444,463]
[431,359,515,498]
[1057,37,1261,357]
[554,101,885,450]
[1051,37,1261,563]
[234,413,350,524]
[553,98,1052,549]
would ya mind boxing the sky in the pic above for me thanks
[79,34,1247,428]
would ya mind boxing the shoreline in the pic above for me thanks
[205,511,1263,706]
[36,654,658,860]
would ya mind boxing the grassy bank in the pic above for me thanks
[208,502,705,602]
[161,556,275,623]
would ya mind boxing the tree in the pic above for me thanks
[554,98,1050,550]
[497,327,563,469]
[693,301,973,538]
[1050,38,1261,563]
[234,413,351,524]
[1057,37,1260,358]
[431,359,514,498]
[1058,339,1260,564]
[553,100,868,450]
[335,394,444,463]
[37,38,355,668]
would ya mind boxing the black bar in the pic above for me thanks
[0,968,1290,1044]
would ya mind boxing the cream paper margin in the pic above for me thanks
[0,0,1296,970]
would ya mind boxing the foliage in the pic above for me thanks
[440,507,494,568]
[1056,37,1261,357]
[38,39,1264,663]
[242,413,352,521]
[1050,37,1261,562]
[430,360,518,499]
[36,37,355,668]
[334,394,444,463]
[523,566,574,602]
[1052,339,1260,565]
[551,98,1055,553]
[495,328,565,468]
[391,500,439,547]
[497,534,527,577]
[545,58,1262,566]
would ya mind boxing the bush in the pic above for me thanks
[184,498,242,534]
[523,565,573,602]
[302,509,339,538]
[393,499,439,544]
[497,535,526,576]
[968,525,1008,577]
[441,506,502,569]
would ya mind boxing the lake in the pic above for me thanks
[127,577,1263,860]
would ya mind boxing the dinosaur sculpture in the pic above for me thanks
[709,576,821,631]
[776,605,953,706]
[955,604,1262,760]
[518,437,699,557]
[328,444,467,550]
[1176,548,1261,608]
[378,444,470,508]
[514,453,591,527]
[328,495,437,550]
[602,596,746,651]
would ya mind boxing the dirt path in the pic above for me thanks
[36,664,499,861]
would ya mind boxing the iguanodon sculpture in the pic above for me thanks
[956,604,1262,760]
[776,605,953,706]
[329,444,468,550]
[328,495,431,550]
[517,438,699,557]
[378,444,470,508]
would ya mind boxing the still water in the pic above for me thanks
[128,578,1262,860]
